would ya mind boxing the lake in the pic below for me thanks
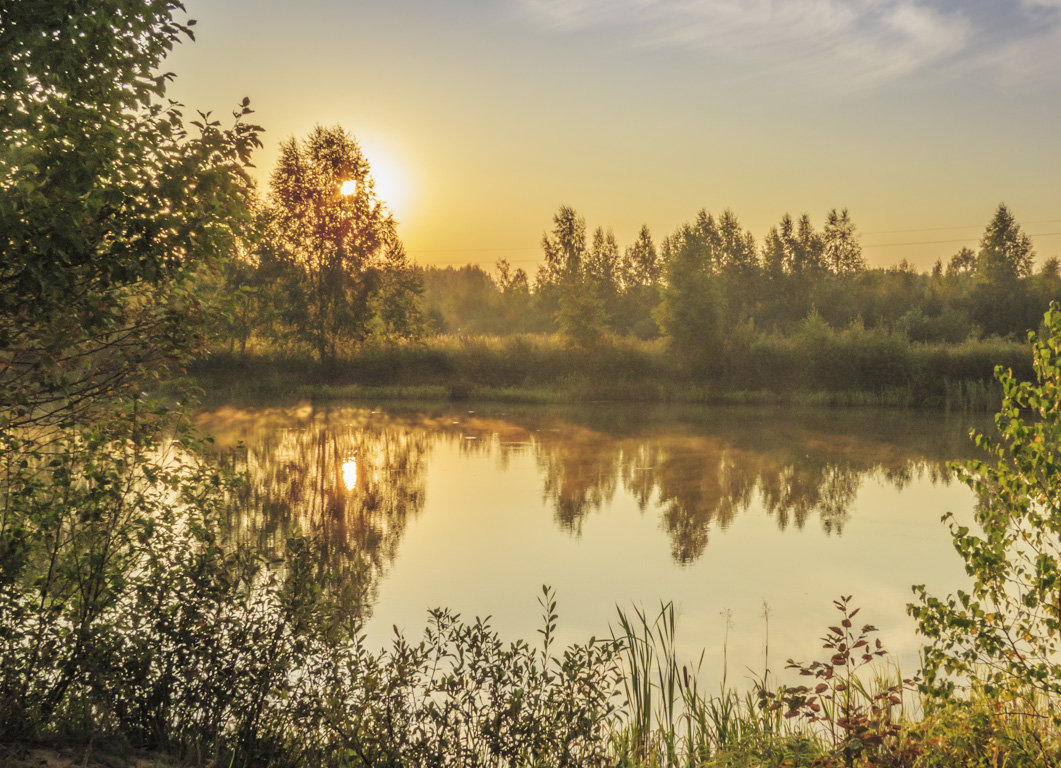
[195,401,988,688]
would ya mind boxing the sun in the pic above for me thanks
[360,141,412,216]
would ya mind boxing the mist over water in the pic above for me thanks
[197,401,986,687]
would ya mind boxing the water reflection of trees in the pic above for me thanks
[533,435,862,564]
[199,407,431,616]
[460,407,981,565]
[197,404,985,583]
[536,426,619,534]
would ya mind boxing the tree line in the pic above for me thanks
[419,203,1058,353]
[214,136,1059,365]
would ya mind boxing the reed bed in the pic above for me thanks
[194,327,1023,410]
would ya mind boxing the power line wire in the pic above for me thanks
[862,219,1061,236]
[867,231,1061,248]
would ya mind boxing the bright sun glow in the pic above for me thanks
[341,457,357,491]
[361,141,412,216]
[339,179,357,196]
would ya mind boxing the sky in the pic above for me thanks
[167,0,1061,273]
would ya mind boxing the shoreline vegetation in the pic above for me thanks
[189,329,1028,411]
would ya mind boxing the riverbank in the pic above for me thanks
[191,330,1028,410]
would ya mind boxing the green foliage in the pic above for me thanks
[1,0,262,433]
[914,682,1061,767]
[556,278,610,349]
[978,203,1035,280]
[912,304,1061,731]
[323,586,622,768]
[215,201,1061,365]
[763,596,917,768]
[656,230,727,374]
[0,2,326,762]
[263,125,422,361]
[367,264,428,344]
[2,6,266,744]
[0,410,354,764]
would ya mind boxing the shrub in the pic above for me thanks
[912,303,1061,756]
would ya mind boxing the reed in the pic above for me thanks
[194,328,1027,410]
[611,602,818,768]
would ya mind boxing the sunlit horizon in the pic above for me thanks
[167,0,1061,273]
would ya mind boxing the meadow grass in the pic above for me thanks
[193,328,1021,410]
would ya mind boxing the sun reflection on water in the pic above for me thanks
[342,457,358,491]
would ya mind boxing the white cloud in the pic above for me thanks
[519,0,978,89]
[966,18,1061,89]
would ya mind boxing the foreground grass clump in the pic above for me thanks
[611,602,813,768]
[609,598,1061,768]
[916,685,1061,768]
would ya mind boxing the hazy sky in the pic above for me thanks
[167,0,1061,272]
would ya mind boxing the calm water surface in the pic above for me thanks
[196,401,988,686]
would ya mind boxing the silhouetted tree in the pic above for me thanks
[794,213,825,274]
[586,228,621,291]
[966,205,1037,336]
[619,226,663,337]
[495,259,536,332]
[978,204,1035,280]
[535,206,611,345]
[622,225,661,289]
[656,225,726,373]
[822,208,864,274]
[716,210,759,274]
[761,213,824,276]
[536,205,587,289]
[585,227,622,324]
[268,125,418,361]
[496,258,530,294]
[947,247,978,277]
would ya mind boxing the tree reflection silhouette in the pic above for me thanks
[196,404,982,613]
[536,426,619,534]
[202,407,430,619]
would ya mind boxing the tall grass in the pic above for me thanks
[611,603,813,768]
[195,327,1026,409]
[607,599,1061,768]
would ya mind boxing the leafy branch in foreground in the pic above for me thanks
[764,595,917,768]
[1,0,262,436]
[912,303,1061,744]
